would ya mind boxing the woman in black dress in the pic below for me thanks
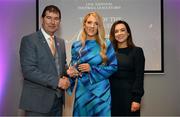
[109,20,145,116]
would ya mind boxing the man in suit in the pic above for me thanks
[19,5,70,116]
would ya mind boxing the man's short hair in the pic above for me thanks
[41,5,61,19]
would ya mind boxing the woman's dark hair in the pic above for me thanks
[41,5,61,19]
[109,20,135,51]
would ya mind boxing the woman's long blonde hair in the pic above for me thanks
[80,12,108,64]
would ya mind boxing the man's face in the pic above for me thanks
[41,11,60,35]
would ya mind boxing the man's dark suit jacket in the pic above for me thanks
[19,30,67,113]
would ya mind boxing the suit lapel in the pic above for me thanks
[55,37,62,59]
[55,36,62,75]
[37,30,58,74]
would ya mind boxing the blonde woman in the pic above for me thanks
[67,12,117,116]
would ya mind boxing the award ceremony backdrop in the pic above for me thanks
[38,0,164,73]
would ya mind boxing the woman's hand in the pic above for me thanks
[131,102,140,112]
[78,63,90,73]
[67,66,79,78]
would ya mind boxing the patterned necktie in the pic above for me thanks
[49,36,56,56]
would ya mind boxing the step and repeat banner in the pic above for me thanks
[37,0,163,73]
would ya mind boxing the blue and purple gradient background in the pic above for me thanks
[0,0,36,115]
[0,0,180,116]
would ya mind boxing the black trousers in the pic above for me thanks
[26,96,63,116]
